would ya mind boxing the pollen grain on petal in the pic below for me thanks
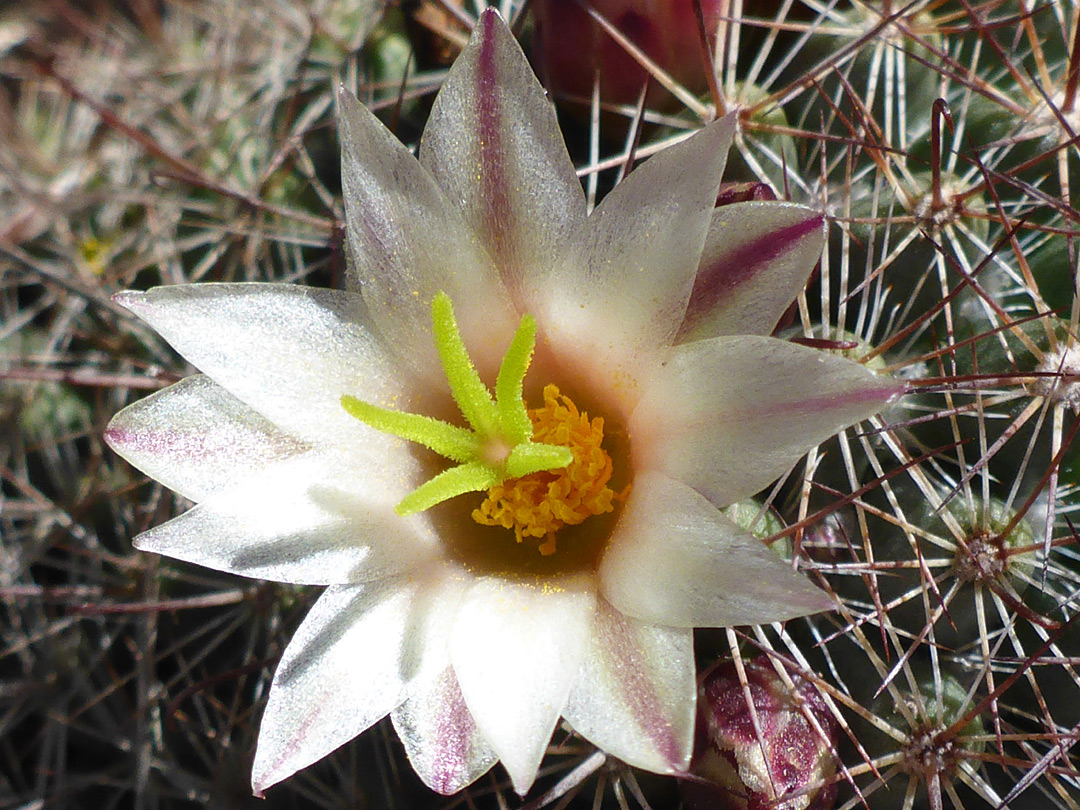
[472,384,624,554]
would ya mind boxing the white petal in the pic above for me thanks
[392,667,499,795]
[632,335,903,506]
[252,577,423,794]
[563,601,695,774]
[105,375,309,502]
[536,118,735,415]
[419,9,586,305]
[114,284,406,452]
[132,453,435,585]
[678,203,825,342]
[339,89,519,381]
[450,575,596,795]
[600,473,834,627]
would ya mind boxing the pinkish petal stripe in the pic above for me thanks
[602,611,684,769]
[749,380,905,420]
[476,11,515,270]
[105,424,303,467]
[430,671,482,794]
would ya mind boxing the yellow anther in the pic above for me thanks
[472,384,623,555]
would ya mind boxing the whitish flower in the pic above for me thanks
[105,10,901,798]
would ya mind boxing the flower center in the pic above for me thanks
[340,293,621,556]
[472,384,623,556]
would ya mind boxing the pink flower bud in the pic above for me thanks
[684,659,839,810]
[532,0,723,107]
[715,182,779,207]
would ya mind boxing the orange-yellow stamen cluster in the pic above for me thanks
[472,384,620,555]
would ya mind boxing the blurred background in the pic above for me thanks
[2,0,1080,807]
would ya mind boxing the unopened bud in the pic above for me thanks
[532,0,723,108]
[683,658,838,810]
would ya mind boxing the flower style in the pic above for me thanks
[105,10,902,798]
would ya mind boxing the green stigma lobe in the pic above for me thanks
[505,443,574,478]
[395,462,498,516]
[431,292,499,435]
[340,395,479,462]
[341,292,572,515]
[495,313,537,445]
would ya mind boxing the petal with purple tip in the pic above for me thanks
[632,335,903,507]
[677,203,825,342]
[392,667,499,795]
[339,89,519,381]
[563,600,695,774]
[105,375,309,502]
[419,9,586,305]
[536,118,735,415]
[600,473,834,628]
[252,578,419,795]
